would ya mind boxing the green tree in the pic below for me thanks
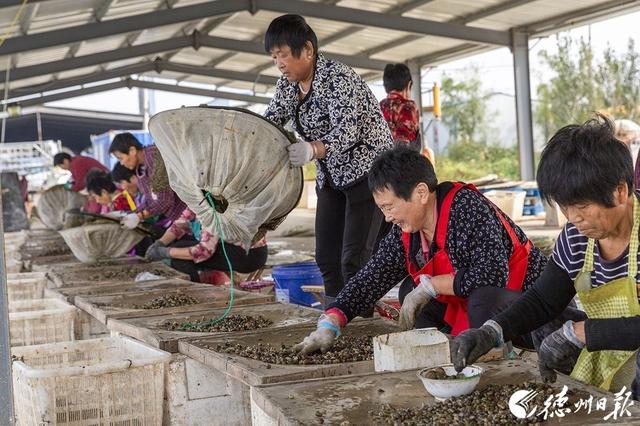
[436,68,519,181]
[535,35,602,141]
[597,39,640,120]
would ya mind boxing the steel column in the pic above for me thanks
[511,31,535,180]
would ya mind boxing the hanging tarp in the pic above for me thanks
[35,185,87,230]
[59,223,144,263]
[149,107,303,247]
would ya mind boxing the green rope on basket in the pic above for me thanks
[178,191,235,330]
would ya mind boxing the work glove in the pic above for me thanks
[537,320,584,383]
[63,182,72,190]
[146,241,170,261]
[293,314,341,355]
[451,321,502,372]
[287,142,314,167]
[121,213,141,229]
[398,275,437,330]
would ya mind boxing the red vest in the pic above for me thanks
[401,183,532,335]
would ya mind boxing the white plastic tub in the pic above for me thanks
[12,336,171,426]
[6,272,47,301]
[9,298,77,347]
[373,328,450,372]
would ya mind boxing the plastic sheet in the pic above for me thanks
[59,223,144,263]
[149,107,303,247]
[35,184,87,230]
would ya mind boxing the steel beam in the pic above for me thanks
[254,0,511,46]
[131,80,271,104]
[12,80,127,107]
[524,0,640,36]
[19,2,39,35]
[0,35,193,82]
[451,0,533,25]
[0,0,249,55]
[0,0,50,8]
[6,59,278,99]
[160,61,278,86]
[412,43,491,66]
[199,34,388,71]
[9,62,154,98]
[511,31,535,180]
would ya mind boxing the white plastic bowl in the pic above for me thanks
[417,364,483,401]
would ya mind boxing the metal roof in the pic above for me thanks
[0,0,639,106]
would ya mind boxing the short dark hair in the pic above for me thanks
[537,114,633,208]
[383,63,412,93]
[264,14,318,58]
[86,170,116,195]
[111,162,135,183]
[109,132,143,154]
[369,146,438,200]
[53,152,71,166]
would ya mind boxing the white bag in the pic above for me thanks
[59,223,144,263]
[149,107,303,247]
[36,185,87,230]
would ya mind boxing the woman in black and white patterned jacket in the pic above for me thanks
[264,14,394,302]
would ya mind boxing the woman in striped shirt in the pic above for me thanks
[453,115,640,400]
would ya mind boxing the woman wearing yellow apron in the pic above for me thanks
[451,114,640,399]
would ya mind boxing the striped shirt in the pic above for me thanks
[552,222,639,288]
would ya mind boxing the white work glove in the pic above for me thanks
[398,275,438,331]
[287,142,314,167]
[121,213,141,229]
[293,314,341,355]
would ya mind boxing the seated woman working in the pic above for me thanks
[452,115,640,399]
[111,163,143,211]
[294,147,584,355]
[145,207,268,283]
[85,170,132,215]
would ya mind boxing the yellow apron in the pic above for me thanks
[571,197,640,391]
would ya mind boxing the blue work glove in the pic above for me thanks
[398,275,437,330]
[293,314,341,355]
[537,320,584,383]
[451,320,503,372]
[145,241,170,261]
[287,142,314,167]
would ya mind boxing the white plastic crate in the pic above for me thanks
[484,190,526,221]
[9,299,77,347]
[12,336,170,426]
[7,272,47,301]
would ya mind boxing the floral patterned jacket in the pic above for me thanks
[380,91,420,145]
[264,53,393,189]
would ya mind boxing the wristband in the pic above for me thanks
[483,319,504,348]
[318,321,341,337]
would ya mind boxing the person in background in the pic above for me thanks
[263,14,393,305]
[85,170,132,215]
[614,119,640,189]
[451,116,640,399]
[108,133,186,230]
[53,152,108,214]
[380,63,421,152]
[111,162,143,211]
[146,207,268,283]
[293,147,584,356]
[53,152,108,192]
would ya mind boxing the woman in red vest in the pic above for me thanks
[295,147,585,354]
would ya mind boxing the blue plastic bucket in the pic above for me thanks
[272,261,323,308]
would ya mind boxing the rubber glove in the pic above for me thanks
[146,242,170,261]
[537,320,584,383]
[287,142,314,167]
[293,314,341,355]
[121,213,141,229]
[451,320,503,372]
[398,275,437,330]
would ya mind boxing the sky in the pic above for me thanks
[47,9,640,151]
